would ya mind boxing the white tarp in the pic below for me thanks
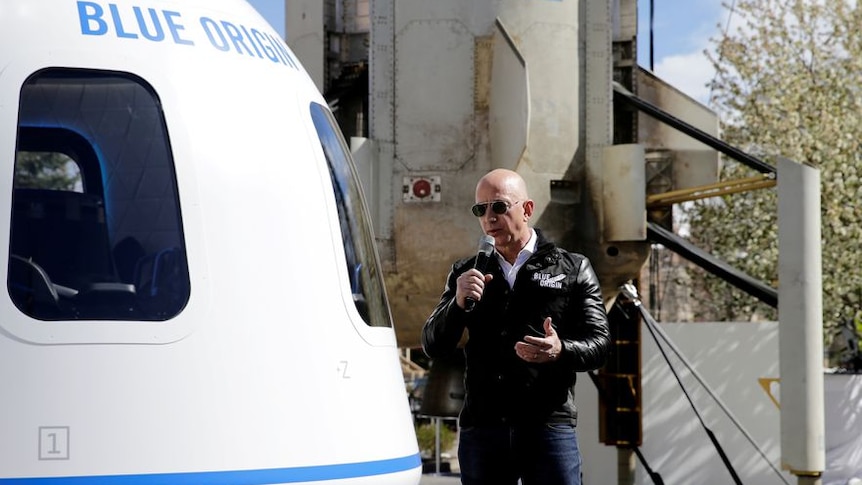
[577,321,862,485]
[824,373,862,485]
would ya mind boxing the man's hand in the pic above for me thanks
[515,317,562,363]
[456,269,493,309]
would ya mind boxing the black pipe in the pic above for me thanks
[647,222,777,307]
[613,83,776,175]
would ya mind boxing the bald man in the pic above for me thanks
[422,169,610,485]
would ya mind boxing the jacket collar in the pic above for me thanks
[525,228,560,269]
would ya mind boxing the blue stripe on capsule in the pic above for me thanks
[0,454,422,484]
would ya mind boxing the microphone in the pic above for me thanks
[464,234,495,312]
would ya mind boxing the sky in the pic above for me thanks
[635,0,731,105]
[246,0,284,37]
[245,0,729,105]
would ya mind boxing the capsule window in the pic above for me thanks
[309,103,392,328]
[8,69,189,321]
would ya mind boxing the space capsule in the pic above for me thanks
[0,1,420,483]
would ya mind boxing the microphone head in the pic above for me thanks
[477,234,495,256]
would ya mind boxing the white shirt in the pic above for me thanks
[495,229,537,289]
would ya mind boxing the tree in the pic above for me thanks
[682,0,862,363]
[14,151,81,191]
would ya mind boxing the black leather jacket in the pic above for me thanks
[422,229,610,427]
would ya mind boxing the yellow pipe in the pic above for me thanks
[647,176,776,208]
[647,175,772,202]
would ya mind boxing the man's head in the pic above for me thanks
[473,169,534,259]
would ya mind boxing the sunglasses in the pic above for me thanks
[471,200,520,217]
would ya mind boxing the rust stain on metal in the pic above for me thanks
[386,204,477,347]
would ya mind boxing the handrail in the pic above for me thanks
[612,82,776,175]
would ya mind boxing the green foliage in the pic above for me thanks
[684,0,862,362]
[414,422,456,458]
[15,152,80,190]
[685,172,778,322]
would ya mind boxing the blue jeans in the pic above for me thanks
[457,423,582,485]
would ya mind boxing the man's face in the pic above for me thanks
[474,189,527,249]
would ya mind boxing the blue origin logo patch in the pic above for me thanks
[533,272,566,289]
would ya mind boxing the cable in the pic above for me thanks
[641,307,743,485]
[620,284,791,485]
[649,244,662,321]
[709,0,739,103]
[633,447,665,485]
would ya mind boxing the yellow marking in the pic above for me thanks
[758,377,780,409]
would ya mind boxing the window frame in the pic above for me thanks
[309,102,393,330]
[3,67,193,343]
